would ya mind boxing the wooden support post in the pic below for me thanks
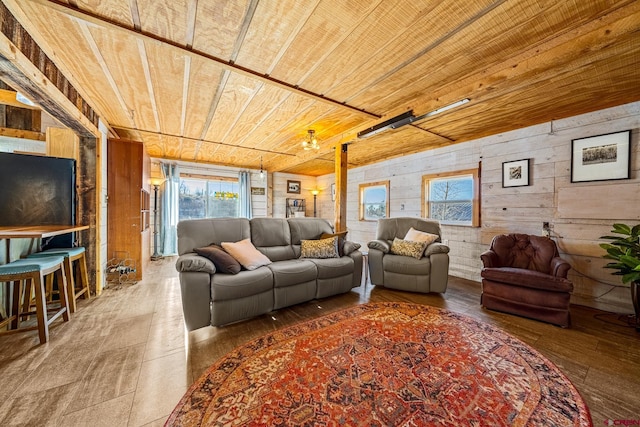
[334,143,348,232]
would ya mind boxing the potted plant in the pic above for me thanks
[600,223,640,331]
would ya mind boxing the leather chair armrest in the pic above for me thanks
[424,242,450,257]
[480,250,499,268]
[550,257,571,278]
[368,239,390,253]
[343,240,362,256]
[175,253,216,274]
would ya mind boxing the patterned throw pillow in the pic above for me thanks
[320,231,348,256]
[300,236,339,259]
[390,237,427,259]
[404,227,439,245]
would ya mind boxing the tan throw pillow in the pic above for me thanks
[390,237,427,259]
[320,231,348,256]
[221,239,272,270]
[193,244,241,274]
[300,236,339,259]
[404,227,439,245]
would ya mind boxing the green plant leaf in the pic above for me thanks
[612,223,631,235]
[622,271,640,284]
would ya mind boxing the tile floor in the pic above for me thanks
[0,256,639,426]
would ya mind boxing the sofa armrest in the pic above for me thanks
[424,242,450,257]
[343,240,361,256]
[368,239,390,253]
[175,253,216,274]
[550,257,571,278]
[480,250,498,268]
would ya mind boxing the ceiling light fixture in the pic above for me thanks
[259,156,265,180]
[357,110,416,139]
[302,129,320,150]
[415,98,470,120]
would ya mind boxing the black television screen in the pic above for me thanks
[0,152,76,248]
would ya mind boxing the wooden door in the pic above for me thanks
[107,139,149,281]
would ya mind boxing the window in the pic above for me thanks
[179,176,240,220]
[359,181,389,221]
[422,168,480,226]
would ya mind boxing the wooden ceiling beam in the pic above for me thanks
[23,0,378,120]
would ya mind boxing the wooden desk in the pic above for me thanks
[0,225,89,239]
[0,225,89,258]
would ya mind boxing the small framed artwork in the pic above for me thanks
[571,130,631,183]
[502,159,530,188]
[287,180,301,194]
[331,183,336,201]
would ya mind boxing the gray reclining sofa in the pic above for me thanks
[175,217,363,331]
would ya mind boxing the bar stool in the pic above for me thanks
[0,256,70,344]
[27,247,90,313]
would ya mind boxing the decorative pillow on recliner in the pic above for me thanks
[193,244,242,274]
[404,227,439,245]
[222,239,272,270]
[390,237,427,259]
[300,236,339,259]
[320,231,348,256]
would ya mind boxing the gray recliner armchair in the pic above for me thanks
[367,217,450,293]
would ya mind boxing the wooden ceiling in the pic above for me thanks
[5,0,640,176]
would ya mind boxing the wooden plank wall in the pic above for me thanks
[341,101,640,313]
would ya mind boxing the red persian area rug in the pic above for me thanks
[166,302,592,426]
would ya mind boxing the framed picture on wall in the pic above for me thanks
[571,130,631,183]
[287,180,301,194]
[502,158,530,187]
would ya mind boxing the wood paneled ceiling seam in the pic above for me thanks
[229,0,259,62]
[137,39,161,132]
[194,69,231,159]
[25,0,379,120]
[184,0,197,48]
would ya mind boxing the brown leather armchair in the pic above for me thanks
[480,233,573,327]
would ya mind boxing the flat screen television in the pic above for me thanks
[0,152,76,248]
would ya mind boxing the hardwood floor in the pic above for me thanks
[0,257,638,426]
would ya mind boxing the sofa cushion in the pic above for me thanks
[250,218,295,261]
[481,267,573,292]
[390,238,427,259]
[489,234,559,274]
[268,259,317,288]
[193,244,241,274]
[376,217,442,243]
[288,218,334,244]
[177,218,250,256]
[383,254,431,276]
[222,239,272,270]
[301,236,339,259]
[308,257,353,279]
[404,227,439,245]
[210,267,273,301]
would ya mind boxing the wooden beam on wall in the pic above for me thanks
[334,143,348,232]
[0,2,99,136]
